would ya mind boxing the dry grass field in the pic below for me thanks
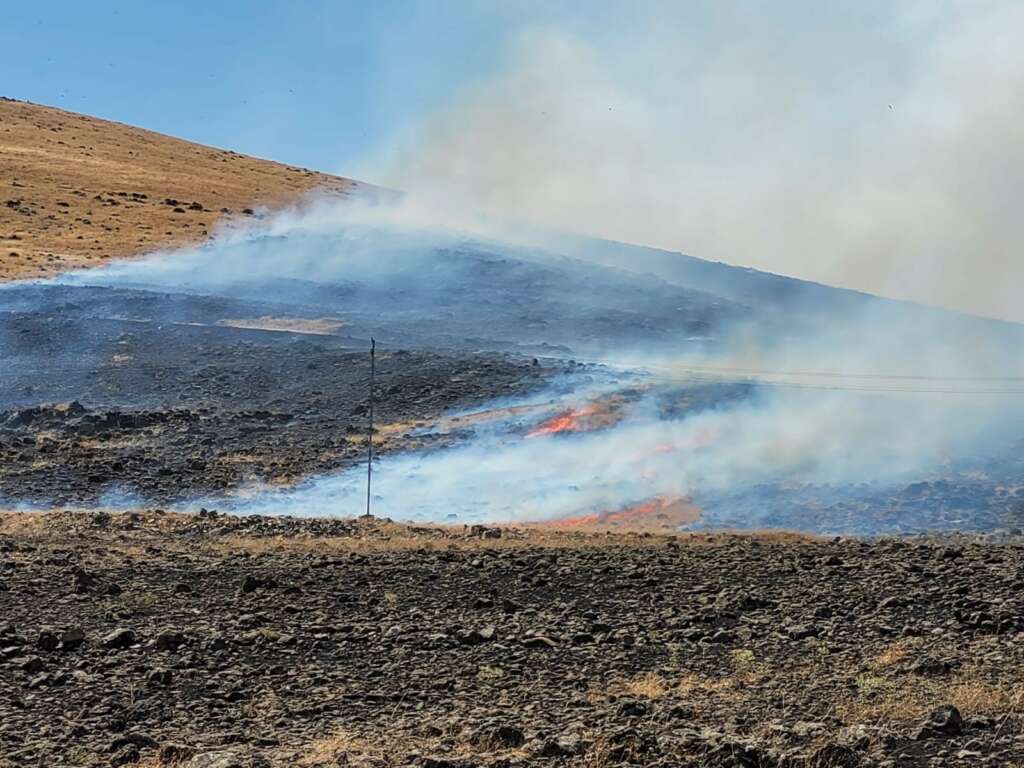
[0,97,362,280]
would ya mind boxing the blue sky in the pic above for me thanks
[2,1,545,173]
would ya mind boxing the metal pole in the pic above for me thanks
[364,338,375,518]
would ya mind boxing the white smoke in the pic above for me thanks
[363,2,1024,322]
[187,371,1020,525]
[40,189,1024,530]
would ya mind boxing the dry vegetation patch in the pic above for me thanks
[0,98,364,279]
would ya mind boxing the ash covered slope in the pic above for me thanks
[555,231,1024,345]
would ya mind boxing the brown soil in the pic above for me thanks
[0,98,363,280]
[2,511,1023,767]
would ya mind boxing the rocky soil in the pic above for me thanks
[2,511,1024,767]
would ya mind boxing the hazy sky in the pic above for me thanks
[4,2,1022,321]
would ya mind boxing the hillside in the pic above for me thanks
[0,98,361,280]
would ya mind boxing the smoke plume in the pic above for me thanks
[48,194,1021,531]
[364,2,1024,322]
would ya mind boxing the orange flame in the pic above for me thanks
[526,403,603,437]
[525,394,633,438]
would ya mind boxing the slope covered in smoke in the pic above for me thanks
[369,4,1024,323]
[2,192,1021,534]
[1,101,1022,534]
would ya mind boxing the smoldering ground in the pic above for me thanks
[2,193,1018,533]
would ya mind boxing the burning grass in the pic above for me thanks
[525,394,630,438]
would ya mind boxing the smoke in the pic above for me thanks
[190,377,1020,528]
[364,2,1024,322]
[41,190,1013,531]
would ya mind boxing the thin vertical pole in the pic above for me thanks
[365,338,375,517]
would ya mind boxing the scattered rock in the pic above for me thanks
[915,704,963,740]
[186,753,244,768]
[101,628,137,650]
[457,626,496,645]
[60,627,86,651]
[152,630,187,651]
[522,635,557,649]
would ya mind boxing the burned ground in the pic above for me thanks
[0,309,562,506]
[2,511,1024,767]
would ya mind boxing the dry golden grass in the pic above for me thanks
[605,671,670,700]
[0,508,829,558]
[295,733,384,766]
[287,728,533,768]
[0,98,365,280]
[0,510,54,535]
[869,640,919,670]
[588,667,762,713]
[837,673,1024,724]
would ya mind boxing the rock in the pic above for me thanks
[187,753,244,768]
[956,749,983,760]
[159,744,197,763]
[837,725,872,751]
[484,724,525,749]
[147,668,173,686]
[110,732,159,751]
[704,739,774,767]
[457,626,495,645]
[522,635,557,649]
[809,743,862,767]
[101,628,137,650]
[240,575,275,593]
[152,630,187,651]
[915,704,963,740]
[607,727,658,759]
[36,630,59,652]
[787,624,819,640]
[791,721,828,738]
[18,655,44,673]
[60,627,86,651]
[617,700,649,718]
[27,672,49,689]
[418,758,469,768]
[705,628,736,644]
[71,567,97,593]
[109,744,140,765]
[535,736,584,757]
[468,525,501,539]
[908,657,953,676]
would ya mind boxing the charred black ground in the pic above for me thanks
[0,303,566,505]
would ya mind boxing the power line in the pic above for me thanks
[636,371,1024,396]
[632,361,1024,383]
